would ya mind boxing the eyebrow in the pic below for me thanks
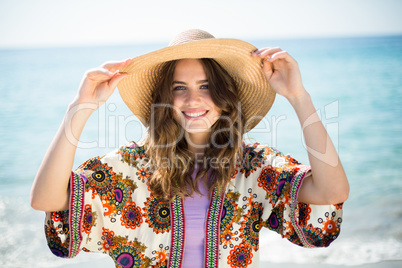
[172,79,208,85]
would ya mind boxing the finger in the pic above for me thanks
[108,72,128,89]
[251,47,271,57]
[85,68,115,82]
[266,51,295,64]
[101,58,132,72]
[262,59,274,78]
[120,58,132,70]
[252,47,283,58]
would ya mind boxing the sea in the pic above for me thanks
[0,35,401,267]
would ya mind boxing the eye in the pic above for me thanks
[173,85,186,91]
[200,84,209,89]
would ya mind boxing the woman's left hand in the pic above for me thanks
[253,48,349,205]
[252,48,307,103]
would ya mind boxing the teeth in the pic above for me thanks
[184,111,207,117]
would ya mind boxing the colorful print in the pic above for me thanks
[264,204,285,235]
[51,210,67,223]
[47,236,69,258]
[257,165,297,206]
[205,188,225,268]
[151,245,169,268]
[319,211,342,240]
[44,142,344,267]
[227,243,253,268]
[100,227,116,252]
[240,202,262,251]
[285,154,301,166]
[168,195,185,268]
[143,195,171,234]
[80,158,118,197]
[121,202,143,229]
[110,240,147,268]
[257,165,279,200]
[68,172,86,258]
[220,228,238,249]
[136,166,151,182]
[298,203,311,226]
[106,179,135,213]
[240,143,266,177]
[118,142,146,167]
[82,204,96,234]
[220,197,237,231]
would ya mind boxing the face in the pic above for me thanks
[172,59,221,135]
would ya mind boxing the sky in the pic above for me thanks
[0,0,401,48]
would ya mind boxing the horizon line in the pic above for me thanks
[1,32,401,51]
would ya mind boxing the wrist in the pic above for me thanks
[288,91,319,127]
[69,95,105,110]
[67,100,98,118]
[287,90,312,109]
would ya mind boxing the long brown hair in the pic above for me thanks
[145,58,245,201]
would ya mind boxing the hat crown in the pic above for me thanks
[168,29,215,46]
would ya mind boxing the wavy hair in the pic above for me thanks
[145,58,245,201]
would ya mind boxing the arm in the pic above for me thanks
[30,59,131,212]
[252,48,349,205]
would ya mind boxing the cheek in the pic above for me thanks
[210,109,222,123]
[173,109,182,124]
[207,99,222,117]
[172,94,182,108]
[172,98,183,125]
[204,95,219,111]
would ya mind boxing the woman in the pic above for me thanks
[31,29,349,268]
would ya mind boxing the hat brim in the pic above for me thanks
[117,38,275,132]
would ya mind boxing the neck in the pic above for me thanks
[185,132,209,159]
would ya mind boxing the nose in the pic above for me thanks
[185,88,201,107]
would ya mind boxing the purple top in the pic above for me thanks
[181,166,210,267]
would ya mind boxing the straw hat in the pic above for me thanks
[118,29,275,132]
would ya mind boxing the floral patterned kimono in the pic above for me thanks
[44,142,343,268]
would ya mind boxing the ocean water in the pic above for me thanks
[0,35,401,267]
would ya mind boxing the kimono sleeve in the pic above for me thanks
[44,155,117,258]
[256,145,344,248]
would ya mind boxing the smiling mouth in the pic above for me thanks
[183,110,208,119]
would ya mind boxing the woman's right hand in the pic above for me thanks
[74,59,132,107]
[31,58,132,212]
